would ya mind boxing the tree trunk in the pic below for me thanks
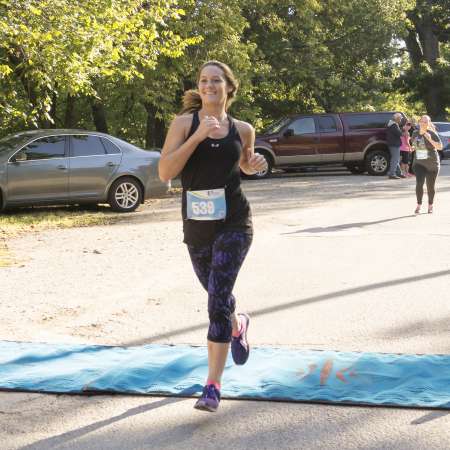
[64,94,76,128]
[48,90,58,128]
[406,9,447,120]
[8,48,57,128]
[144,102,166,149]
[90,98,109,133]
[404,29,422,67]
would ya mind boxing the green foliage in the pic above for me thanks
[0,0,190,132]
[0,0,447,142]
[243,0,414,119]
[400,0,449,119]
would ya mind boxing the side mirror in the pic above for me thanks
[13,152,27,162]
[283,129,294,138]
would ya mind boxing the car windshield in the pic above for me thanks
[435,123,450,133]
[262,117,291,135]
[0,133,32,154]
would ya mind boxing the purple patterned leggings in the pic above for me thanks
[187,231,253,343]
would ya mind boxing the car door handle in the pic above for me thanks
[57,165,67,170]
[107,162,117,167]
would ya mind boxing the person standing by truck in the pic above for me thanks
[411,115,443,214]
[400,119,413,177]
[386,113,404,179]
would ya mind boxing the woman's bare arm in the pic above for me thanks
[158,115,201,182]
[237,121,268,175]
[159,114,224,181]
[237,121,257,175]
[422,131,443,151]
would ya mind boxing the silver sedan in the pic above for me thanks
[0,129,170,212]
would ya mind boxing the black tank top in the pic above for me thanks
[181,111,253,246]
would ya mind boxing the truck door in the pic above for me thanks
[271,116,320,164]
[316,115,345,162]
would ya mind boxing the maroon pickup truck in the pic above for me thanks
[251,111,403,178]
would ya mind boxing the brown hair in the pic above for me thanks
[179,60,239,115]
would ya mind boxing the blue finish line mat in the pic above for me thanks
[1,341,450,409]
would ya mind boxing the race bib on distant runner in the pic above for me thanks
[186,189,226,221]
[416,149,428,160]
[414,137,428,160]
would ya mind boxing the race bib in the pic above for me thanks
[416,150,428,160]
[186,189,226,221]
[414,136,428,160]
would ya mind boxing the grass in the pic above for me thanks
[0,205,122,267]
[0,237,12,267]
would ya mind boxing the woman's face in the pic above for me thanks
[419,116,430,130]
[198,65,230,107]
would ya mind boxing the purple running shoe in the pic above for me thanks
[194,384,221,412]
[231,313,250,365]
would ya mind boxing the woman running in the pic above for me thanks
[411,115,443,214]
[159,61,267,412]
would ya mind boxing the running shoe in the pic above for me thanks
[194,384,221,412]
[428,204,433,214]
[415,204,421,214]
[231,313,250,365]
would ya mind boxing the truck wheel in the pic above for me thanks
[247,151,273,179]
[346,164,366,174]
[365,149,389,176]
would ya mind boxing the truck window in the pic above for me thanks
[346,113,392,130]
[318,116,337,133]
[263,117,290,134]
[289,117,316,135]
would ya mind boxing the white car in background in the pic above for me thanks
[434,122,450,160]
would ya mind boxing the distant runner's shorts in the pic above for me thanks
[400,151,411,165]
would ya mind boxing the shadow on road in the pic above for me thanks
[282,215,416,235]
[411,410,450,425]
[124,269,450,347]
[21,397,184,450]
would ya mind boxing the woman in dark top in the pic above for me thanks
[159,61,267,412]
[411,115,443,214]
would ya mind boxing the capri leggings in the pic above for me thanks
[187,231,252,344]
[414,164,439,205]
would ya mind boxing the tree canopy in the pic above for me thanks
[0,0,448,143]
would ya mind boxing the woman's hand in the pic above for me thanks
[423,132,442,150]
[194,115,220,141]
[248,153,268,172]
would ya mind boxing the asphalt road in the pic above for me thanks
[2,163,450,449]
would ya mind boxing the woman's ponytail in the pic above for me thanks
[179,89,202,115]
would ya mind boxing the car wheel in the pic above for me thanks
[365,149,389,176]
[247,151,273,179]
[108,177,142,212]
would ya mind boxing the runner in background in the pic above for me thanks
[411,115,443,214]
